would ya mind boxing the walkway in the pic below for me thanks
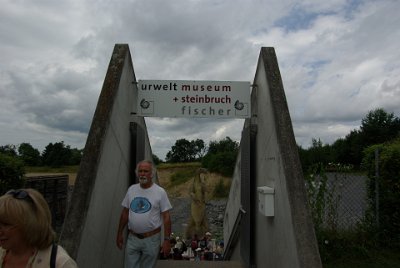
[155,260,245,268]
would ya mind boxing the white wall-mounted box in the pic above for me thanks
[257,186,275,217]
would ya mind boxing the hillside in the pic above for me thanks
[157,162,231,200]
[156,163,230,239]
[25,163,232,198]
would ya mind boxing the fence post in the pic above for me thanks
[374,148,380,229]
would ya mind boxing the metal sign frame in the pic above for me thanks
[136,80,251,118]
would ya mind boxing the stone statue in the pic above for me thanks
[185,168,209,239]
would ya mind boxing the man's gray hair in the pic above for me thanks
[135,160,157,180]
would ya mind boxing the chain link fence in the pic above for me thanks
[325,172,368,230]
[306,172,369,231]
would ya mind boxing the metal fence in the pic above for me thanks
[326,172,368,229]
[24,175,69,234]
[306,172,369,230]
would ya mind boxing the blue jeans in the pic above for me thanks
[124,232,161,268]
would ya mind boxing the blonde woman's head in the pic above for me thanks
[0,188,55,249]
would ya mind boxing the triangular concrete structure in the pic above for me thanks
[224,48,322,267]
[59,44,154,267]
[59,45,322,268]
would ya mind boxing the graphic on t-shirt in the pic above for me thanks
[130,197,152,214]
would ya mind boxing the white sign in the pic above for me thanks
[136,80,251,118]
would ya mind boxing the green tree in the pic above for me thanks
[299,108,400,170]
[360,108,400,146]
[206,137,238,155]
[42,141,72,167]
[0,152,25,195]
[152,154,162,165]
[18,143,41,166]
[298,139,334,172]
[166,139,192,162]
[192,139,206,159]
[166,138,205,163]
[70,148,83,165]
[331,138,347,164]
[338,108,400,168]
[0,144,18,157]
[340,129,364,168]
[202,137,239,176]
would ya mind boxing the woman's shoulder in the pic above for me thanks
[34,245,77,268]
[55,245,78,268]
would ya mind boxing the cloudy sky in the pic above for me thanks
[1,0,399,160]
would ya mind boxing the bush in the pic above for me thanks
[305,163,341,232]
[202,137,238,177]
[361,138,400,248]
[213,178,230,199]
[202,151,237,177]
[0,152,25,195]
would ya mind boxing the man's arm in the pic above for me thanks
[161,210,172,257]
[116,208,129,250]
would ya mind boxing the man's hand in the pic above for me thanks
[116,208,129,250]
[116,232,124,250]
[161,210,172,257]
[161,240,171,258]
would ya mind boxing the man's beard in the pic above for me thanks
[139,176,148,185]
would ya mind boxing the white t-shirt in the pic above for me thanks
[122,183,172,233]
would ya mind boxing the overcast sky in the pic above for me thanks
[1,0,399,160]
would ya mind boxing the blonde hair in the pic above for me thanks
[0,188,55,249]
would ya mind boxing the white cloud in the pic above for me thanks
[1,0,399,160]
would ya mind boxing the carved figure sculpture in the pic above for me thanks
[185,168,209,239]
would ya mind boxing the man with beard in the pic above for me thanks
[116,160,172,268]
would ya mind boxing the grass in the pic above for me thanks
[324,248,400,268]
[25,165,79,173]
[169,168,198,187]
[157,162,202,187]
[317,228,400,268]
[157,162,201,169]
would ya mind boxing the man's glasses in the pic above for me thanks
[7,189,33,203]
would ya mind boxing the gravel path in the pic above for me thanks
[169,197,227,240]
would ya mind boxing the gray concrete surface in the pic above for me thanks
[223,48,322,267]
[59,44,154,267]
